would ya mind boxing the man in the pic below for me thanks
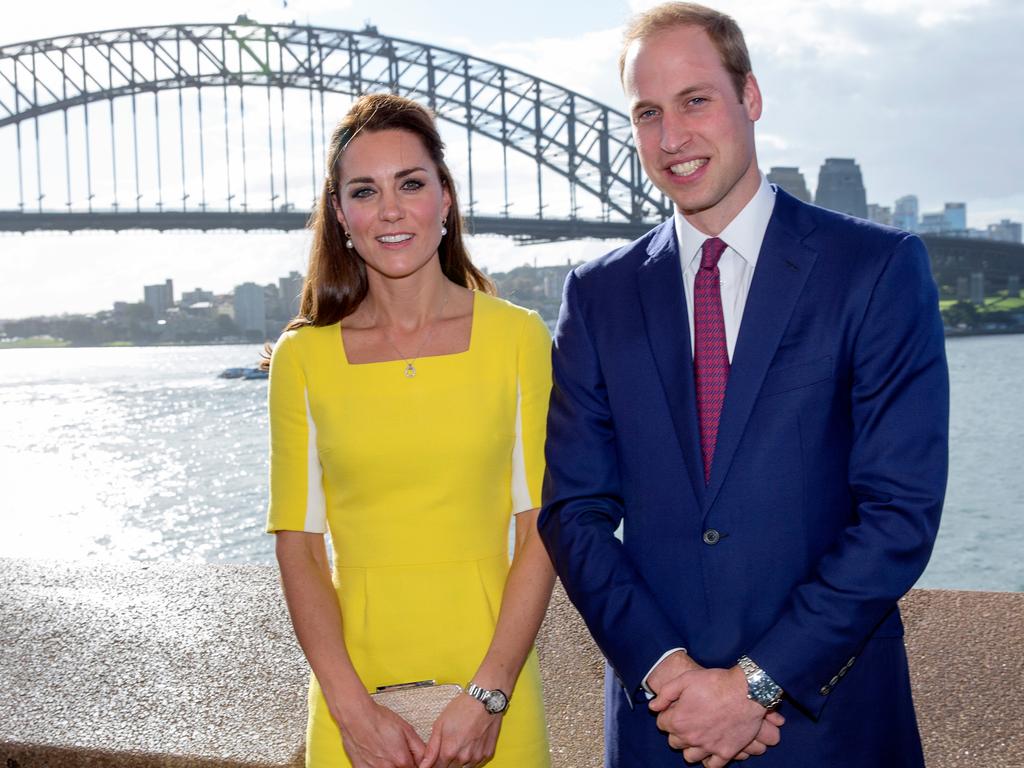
[538,3,948,767]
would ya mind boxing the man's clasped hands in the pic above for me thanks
[647,651,784,767]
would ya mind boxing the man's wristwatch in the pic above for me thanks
[466,682,509,714]
[737,655,784,710]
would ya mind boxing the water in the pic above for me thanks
[917,336,1024,592]
[0,345,274,564]
[0,337,1021,591]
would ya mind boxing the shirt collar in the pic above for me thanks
[673,173,776,271]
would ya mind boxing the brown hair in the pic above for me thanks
[618,2,752,101]
[287,93,493,332]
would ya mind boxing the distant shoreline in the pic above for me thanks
[0,339,264,351]
[944,327,1024,339]
[4,327,1023,350]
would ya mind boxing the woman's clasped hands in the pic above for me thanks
[418,692,502,768]
[338,697,426,768]
[338,691,501,768]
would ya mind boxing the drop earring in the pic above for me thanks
[344,231,354,249]
[440,217,448,237]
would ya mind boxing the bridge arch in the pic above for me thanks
[0,22,671,237]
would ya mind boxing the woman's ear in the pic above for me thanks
[441,185,452,225]
[333,195,347,231]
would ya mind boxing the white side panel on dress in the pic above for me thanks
[304,389,328,533]
[510,381,532,514]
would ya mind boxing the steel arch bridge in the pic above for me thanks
[0,20,669,240]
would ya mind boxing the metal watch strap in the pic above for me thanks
[737,655,784,710]
[466,682,509,714]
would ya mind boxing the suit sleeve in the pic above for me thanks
[748,234,948,715]
[266,330,327,534]
[539,269,686,696]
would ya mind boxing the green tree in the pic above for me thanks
[941,301,979,329]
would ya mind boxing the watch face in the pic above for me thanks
[484,690,508,714]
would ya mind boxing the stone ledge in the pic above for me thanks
[1,559,1020,767]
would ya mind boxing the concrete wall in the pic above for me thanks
[1,559,1020,767]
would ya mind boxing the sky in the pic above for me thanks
[1,0,1021,319]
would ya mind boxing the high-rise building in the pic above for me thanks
[143,279,174,317]
[814,158,867,219]
[987,219,1022,243]
[181,287,215,306]
[943,203,966,233]
[918,203,968,235]
[278,271,304,318]
[233,282,266,336]
[917,212,947,234]
[867,204,892,227]
[893,195,919,232]
[263,283,282,321]
[766,166,811,203]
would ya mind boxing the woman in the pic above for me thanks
[266,93,555,768]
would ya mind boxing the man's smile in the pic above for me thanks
[668,158,709,177]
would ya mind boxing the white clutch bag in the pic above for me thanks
[370,681,463,741]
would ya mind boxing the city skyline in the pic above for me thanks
[1,0,1021,318]
[2,167,1017,321]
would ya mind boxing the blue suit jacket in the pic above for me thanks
[538,189,949,767]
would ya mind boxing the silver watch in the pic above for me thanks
[466,682,509,714]
[737,655,783,710]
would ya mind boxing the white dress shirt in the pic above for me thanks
[641,173,777,695]
[674,173,777,362]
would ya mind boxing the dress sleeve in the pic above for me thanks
[265,331,327,534]
[510,310,553,514]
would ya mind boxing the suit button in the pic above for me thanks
[702,529,721,545]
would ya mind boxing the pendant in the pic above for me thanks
[404,363,416,378]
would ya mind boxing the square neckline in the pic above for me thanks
[338,290,479,367]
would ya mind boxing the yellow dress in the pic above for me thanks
[266,292,552,768]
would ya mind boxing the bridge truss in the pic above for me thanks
[0,21,669,240]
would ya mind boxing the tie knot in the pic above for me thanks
[700,237,727,270]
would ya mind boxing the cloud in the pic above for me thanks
[452,27,628,111]
[0,0,355,45]
[4,0,1021,229]
[619,0,1020,216]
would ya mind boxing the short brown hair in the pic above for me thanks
[619,2,752,101]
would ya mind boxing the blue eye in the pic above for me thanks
[635,108,659,123]
[402,178,425,191]
[350,187,374,199]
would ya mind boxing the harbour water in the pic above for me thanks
[0,335,1020,591]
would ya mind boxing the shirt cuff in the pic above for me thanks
[641,647,688,698]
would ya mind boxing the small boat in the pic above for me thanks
[219,366,267,380]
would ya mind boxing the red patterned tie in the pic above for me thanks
[694,237,730,485]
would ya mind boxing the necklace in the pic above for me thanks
[378,282,450,378]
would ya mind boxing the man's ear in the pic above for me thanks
[743,72,763,122]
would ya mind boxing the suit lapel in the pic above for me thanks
[637,221,707,504]
[703,191,818,513]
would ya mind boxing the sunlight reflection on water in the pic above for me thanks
[0,338,1021,591]
[0,345,273,564]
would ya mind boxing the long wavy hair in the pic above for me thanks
[286,93,493,332]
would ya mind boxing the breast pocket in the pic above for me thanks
[759,355,833,397]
